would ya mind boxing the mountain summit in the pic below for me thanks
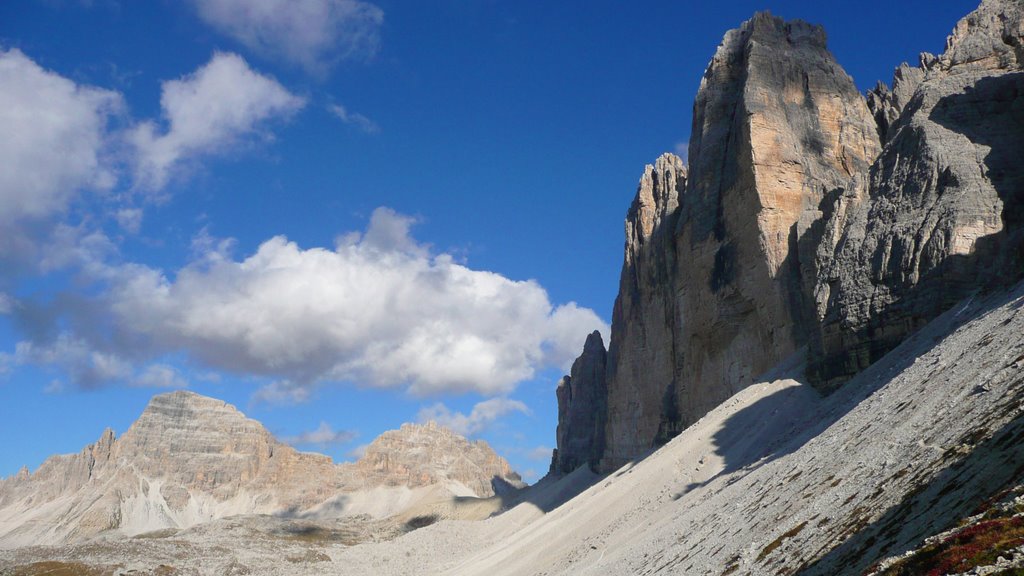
[0,391,521,548]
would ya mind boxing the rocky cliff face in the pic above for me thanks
[550,330,607,475]
[599,153,686,468]
[555,0,1024,473]
[556,11,882,472]
[809,0,1024,388]
[0,391,521,547]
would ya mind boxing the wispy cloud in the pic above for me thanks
[328,103,379,134]
[282,421,357,447]
[525,445,553,462]
[417,398,530,436]
[190,0,384,74]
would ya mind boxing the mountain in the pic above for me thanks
[0,391,522,548]
[2,1,1023,574]
[552,0,1024,475]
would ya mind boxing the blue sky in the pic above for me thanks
[0,0,977,483]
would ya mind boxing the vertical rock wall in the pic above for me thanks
[594,12,881,472]
[550,331,607,475]
[810,0,1024,389]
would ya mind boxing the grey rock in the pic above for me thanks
[550,330,607,475]
[600,154,685,470]
[809,0,1024,389]
[598,11,881,471]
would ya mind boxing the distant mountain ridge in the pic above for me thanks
[0,390,522,548]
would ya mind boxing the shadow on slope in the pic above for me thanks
[496,465,602,514]
[799,389,1024,575]
[796,284,1024,575]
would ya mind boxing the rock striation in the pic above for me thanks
[809,0,1024,388]
[355,421,523,497]
[0,391,522,547]
[599,153,686,469]
[554,0,1024,473]
[554,11,883,473]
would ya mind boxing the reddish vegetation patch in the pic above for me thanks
[881,516,1024,576]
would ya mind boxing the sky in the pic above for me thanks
[0,0,978,483]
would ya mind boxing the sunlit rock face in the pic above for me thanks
[595,12,881,471]
[556,1,1024,473]
[0,391,522,547]
[354,421,523,497]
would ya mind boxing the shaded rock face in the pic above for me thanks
[809,0,1024,389]
[600,154,686,468]
[354,421,523,497]
[550,330,607,475]
[597,12,881,471]
[0,391,521,546]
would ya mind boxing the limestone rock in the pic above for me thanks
[809,0,1024,389]
[353,421,523,497]
[598,12,881,470]
[0,391,522,547]
[600,153,686,469]
[866,63,926,143]
[550,330,607,475]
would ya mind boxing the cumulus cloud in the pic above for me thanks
[282,421,357,447]
[0,49,122,257]
[101,207,607,396]
[417,398,530,436]
[190,0,384,73]
[328,103,379,134]
[130,52,305,189]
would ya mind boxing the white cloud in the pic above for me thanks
[134,364,188,388]
[190,0,383,73]
[130,52,305,189]
[103,207,607,396]
[282,421,357,447]
[417,398,530,436]
[328,103,379,134]
[0,293,12,315]
[0,49,122,255]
